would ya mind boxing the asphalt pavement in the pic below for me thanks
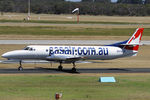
[0,68,150,74]
[0,40,149,45]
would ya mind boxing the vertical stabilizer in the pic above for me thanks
[126,28,144,45]
[124,28,144,51]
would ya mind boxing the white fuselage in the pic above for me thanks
[1,28,143,71]
[2,45,136,61]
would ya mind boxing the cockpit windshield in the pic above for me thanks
[24,47,35,51]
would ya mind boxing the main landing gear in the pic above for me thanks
[18,61,23,71]
[72,62,76,72]
[58,62,63,71]
[57,62,77,72]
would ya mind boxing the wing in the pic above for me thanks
[0,59,51,64]
[0,54,90,64]
[0,59,94,64]
[46,54,85,63]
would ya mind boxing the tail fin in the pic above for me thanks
[124,28,144,51]
[108,28,144,52]
[126,28,144,45]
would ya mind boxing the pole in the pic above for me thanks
[77,9,79,23]
[92,0,95,14]
[77,14,79,23]
[28,0,31,20]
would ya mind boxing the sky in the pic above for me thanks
[111,0,118,3]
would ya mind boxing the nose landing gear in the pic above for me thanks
[18,61,23,71]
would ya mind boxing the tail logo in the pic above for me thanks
[106,28,144,52]
[125,28,144,51]
[127,28,143,45]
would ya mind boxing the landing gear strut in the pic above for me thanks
[18,61,23,71]
[58,62,63,71]
[72,62,76,72]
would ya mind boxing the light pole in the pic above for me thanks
[92,0,95,14]
[27,0,31,20]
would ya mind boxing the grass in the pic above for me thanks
[0,13,150,37]
[2,13,150,24]
[0,74,150,100]
[0,19,145,24]
[0,26,150,36]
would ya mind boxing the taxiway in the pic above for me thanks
[0,68,150,74]
[0,40,149,45]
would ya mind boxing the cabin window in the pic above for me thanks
[46,49,48,52]
[29,48,33,51]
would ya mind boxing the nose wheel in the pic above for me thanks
[18,66,23,71]
[18,61,23,71]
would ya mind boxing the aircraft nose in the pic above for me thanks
[2,50,30,59]
[1,52,10,58]
[1,51,18,58]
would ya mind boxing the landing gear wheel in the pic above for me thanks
[72,67,76,72]
[72,62,77,72]
[18,61,23,71]
[18,66,23,71]
[58,65,63,71]
[58,62,63,71]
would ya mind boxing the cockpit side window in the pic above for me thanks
[24,47,29,50]
[24,47,35,51]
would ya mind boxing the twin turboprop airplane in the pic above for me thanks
[1,28,144,72]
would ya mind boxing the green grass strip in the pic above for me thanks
[0,26,149,36]
[0,75,150,100]
[0,19,148,24]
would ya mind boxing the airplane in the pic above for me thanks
[1,28,144,72]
